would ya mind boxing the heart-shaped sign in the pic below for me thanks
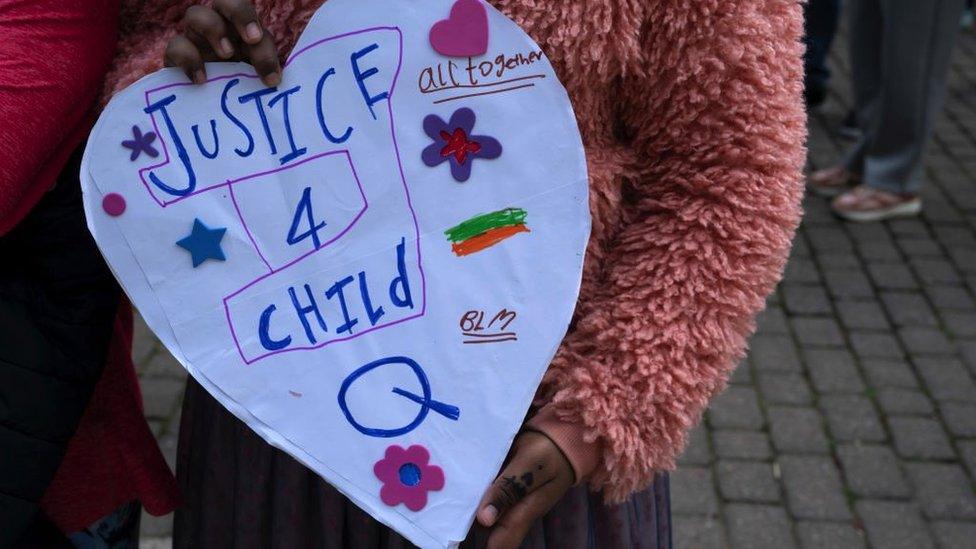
[82,0,588,546]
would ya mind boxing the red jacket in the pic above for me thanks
[0,0,179,533]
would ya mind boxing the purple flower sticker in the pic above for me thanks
[421,107,502,182]
[121,125,159,161]
[373,444,445,511]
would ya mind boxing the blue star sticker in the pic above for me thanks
[176,219,227,268]
[121,124,158,161]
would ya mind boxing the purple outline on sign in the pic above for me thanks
[227,150,368,273]
[168,26,429,365]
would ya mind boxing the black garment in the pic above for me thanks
[803,0,842,107]
[0,150,120,546]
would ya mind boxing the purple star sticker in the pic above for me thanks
[421,107,501,182]
[121,125,159,161]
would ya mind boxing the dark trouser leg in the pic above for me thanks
[850,0,966,193]
[843,0,885,175]
[803,0,843,101]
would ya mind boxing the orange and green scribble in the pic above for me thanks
[444,208,529,256]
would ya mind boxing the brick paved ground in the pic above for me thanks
[135,21,976,549]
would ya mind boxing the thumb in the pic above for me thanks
[476,432,562,527]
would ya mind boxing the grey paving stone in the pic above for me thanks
[708,386,764,429]
[850,331,905,358]
[784,285,833,315]
[939,402,976,437]
[867,262,919,290]
[132,315,158,367]
[678,425,711,466]
[792,317,846,347]
[143,350,189,380]
[898,236,942,257]
[784,258,822,285]
[898,327,955,356]
[806,353,865,394]
[836,301,890,330]
[914,356,976,402]
[913,258,962,285]
[673,515,727,549]
[942,311,976,337]
[876,387,936,416]
[756,306,789,334]
[836,444,911,498]
[713,430,772,460]
[889,417,955,459]
[809,227,854,254]
[881,291,940,326]
[823,269,875,299]
[819,395,886,442]
[140,511,174,538]
[757,372,813,405]
[961,340,976,377]
[948,247,976,273]
[749,335,803,372]
[796,522,866,549]
[931,522,976,549]
[925,284,976,311]
[960,440,976,479]
[905,463,976,520]
[716,460,781,503]
[768,406,829,454]
[818,253,862,271]
[725,504,797,549]
[933,226,976,249]
[140,377,186,420]
[856,501,934,549]
[861,359,919,389]
[779,455,851,520]
[858,240,901,262]
[729,361,752,385]
[670,466,719,515]
[888,219,930,238]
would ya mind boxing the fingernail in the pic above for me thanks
[480,505,498,526]
[246,22,262,43]
[264,71,281,87]
[194,69,206,84]
[219,38,234,58]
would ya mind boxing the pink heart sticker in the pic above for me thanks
[429,0,489,57]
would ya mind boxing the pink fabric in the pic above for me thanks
[104,0,806,503]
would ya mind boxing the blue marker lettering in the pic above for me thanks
[389,237,413,309]
[191,119,219,159]
[350,43,389,120]
[315,68,352,143]
[258,304,292,351]
[267,85,307,164]
[325,275,359,335]
[238,87,279,154]
[144,94,197,196]
[221,78,254,157]
[288,284,327,344]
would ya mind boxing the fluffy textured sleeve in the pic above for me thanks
[532,0,806,503]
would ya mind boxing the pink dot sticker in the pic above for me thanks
[102,193,126,216]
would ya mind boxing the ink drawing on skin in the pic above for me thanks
[81,0,589,546]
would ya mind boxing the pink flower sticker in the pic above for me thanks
[373,444,445,511]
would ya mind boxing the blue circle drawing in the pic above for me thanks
[337,356,460,438]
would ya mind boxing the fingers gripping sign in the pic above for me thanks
[477,432,575,549]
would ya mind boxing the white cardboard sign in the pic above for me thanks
[82,0,589,546]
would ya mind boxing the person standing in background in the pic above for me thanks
[803,0,842,108]
[807,0,967,222]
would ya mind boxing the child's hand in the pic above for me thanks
[164,0,281,87]
[476,431,574,549]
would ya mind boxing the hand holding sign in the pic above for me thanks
[82,1,589,547]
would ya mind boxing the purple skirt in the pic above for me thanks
[174,379,671,548]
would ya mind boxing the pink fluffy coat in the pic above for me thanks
[104,0,806,504]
